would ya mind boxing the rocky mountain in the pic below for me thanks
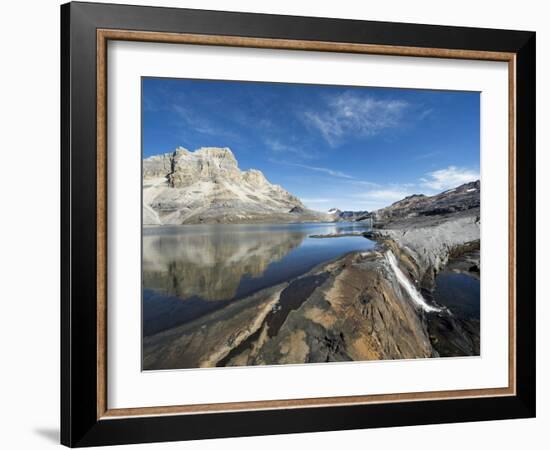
[373,180,480,225]
[370,180,480,306]
[327,208,370,222]
[143,147,330,225]
[340,210,370,221]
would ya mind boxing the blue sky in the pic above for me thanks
[142,77,480,211]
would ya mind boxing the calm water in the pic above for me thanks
[428,269,480,357]
[143,222,374,336]
[433,271,480,321]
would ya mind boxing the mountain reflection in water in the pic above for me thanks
[143,223,374,336]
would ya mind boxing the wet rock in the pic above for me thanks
[142,284,286,369]
[224,252,435,366]
[428,314,480,357]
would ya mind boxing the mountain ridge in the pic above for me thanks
[143,146,480,226]
[143,147,330,225]
[372,180,480,225]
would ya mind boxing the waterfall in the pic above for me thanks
[384,250,441,313]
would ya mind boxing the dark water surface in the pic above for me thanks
[143,222,374,336]
[429,268,480,357]
[433,271,480,321]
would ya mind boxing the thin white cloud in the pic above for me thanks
[301,197,337,204]
[172,104,237,138]
[294,163,354,179]
[355,189,412,203]
[350,180,381,188]
[265,139,314,159]
[414,150,442,160]
[348,184,422,211]
[418,108,434,120]
[302,91,408,146]
[143,95,158,112]
[269,159,380,188]
[265,139,294,153]
[420,166,479,191]
[270,159,354,179]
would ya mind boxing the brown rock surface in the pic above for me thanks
[143,251,436,369]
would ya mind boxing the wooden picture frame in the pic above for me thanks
[61,1,536,447]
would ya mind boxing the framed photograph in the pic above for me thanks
[61,1,536,447]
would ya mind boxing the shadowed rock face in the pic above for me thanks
[227,252,435,366]
[369,182,481,358]
[329,209,370,221]
[374,180,480,224]
[370,180,481,281]
[142,147,330,225]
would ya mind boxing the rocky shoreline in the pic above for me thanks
[143,216,479,369]
[143,179,481,369]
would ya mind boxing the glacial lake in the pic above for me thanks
[428,264,480,357]
[143,222,375,336]
[433,271,480,321]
